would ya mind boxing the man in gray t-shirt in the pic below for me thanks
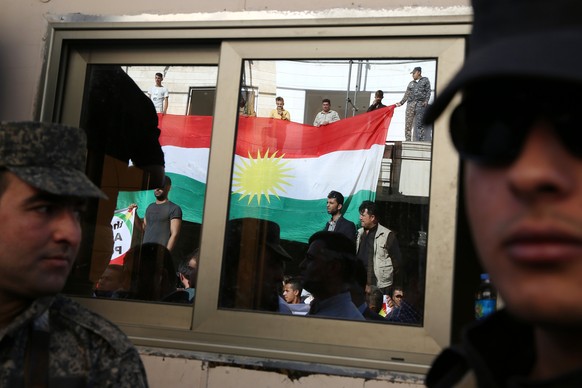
[143,176,182,252]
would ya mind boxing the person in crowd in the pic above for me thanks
[350,258,387,321]
[219,218,293,313]
[323,190,357,242]
[424,0,582,385]
[122,243,188,303]
[0,121,147,386]
[313,98,340,127]
[385,287,421,325]
[147,72,169,114]
[283,277,310,315]
[396,67,431,141]
[356,200,401,297]
[367,286,384,316]
[282,277,303,304]
[366,90,387,112]
[301,231,364,321]
[183,248,199,290]
[269,96,291,121]
[94,264,124,297]
[177,260,196,303]
[141,176,182,254]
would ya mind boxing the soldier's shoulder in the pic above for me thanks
[51,295,137,354]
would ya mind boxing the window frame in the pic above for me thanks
[41,15,470,374]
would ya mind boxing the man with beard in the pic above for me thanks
[323,191,356,242]
[142,176,182,253]
[313,99,340,127]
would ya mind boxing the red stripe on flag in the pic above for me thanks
[157,106,393,158]
[157,114,213,148]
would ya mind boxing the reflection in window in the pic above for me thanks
[66,65,216,306]
[220,59,434,325]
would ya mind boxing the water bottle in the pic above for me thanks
[475,273,496,320]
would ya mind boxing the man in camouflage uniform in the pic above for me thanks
[0,122,148,387]
[396,67,432,141]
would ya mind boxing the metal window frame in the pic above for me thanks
[41,14,469,374]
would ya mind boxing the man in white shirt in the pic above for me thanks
[147,72,169,114]
[313,99,340,127]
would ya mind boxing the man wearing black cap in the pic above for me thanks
[425,0,582,386]
[301,231,364,320]
[396,66,431,141]
[0,122,147,386]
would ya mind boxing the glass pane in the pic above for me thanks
[219,59,434,325]
[65,65,217,305]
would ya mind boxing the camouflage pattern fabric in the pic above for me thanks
[399,77,431,141]
[0,121,106,199]
[0,295,148,387]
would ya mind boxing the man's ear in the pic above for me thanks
[338,203,343,211]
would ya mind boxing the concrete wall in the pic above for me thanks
[1,0,469,121]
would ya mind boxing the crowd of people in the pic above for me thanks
[268,72,431,143]
[280,191,421,324]
[5,0,582,384]
[155,69,431,141]
[211,187,421,325]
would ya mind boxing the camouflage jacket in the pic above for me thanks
[0,295,148,387]
[399,76,432,105]
[413,76,431,103]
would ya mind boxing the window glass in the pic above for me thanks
[219,59,435,325]
[65,64,217,305]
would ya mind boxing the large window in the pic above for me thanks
[220,59,436,327]
[43,18,468,374]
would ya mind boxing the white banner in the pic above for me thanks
[110,207,136,265]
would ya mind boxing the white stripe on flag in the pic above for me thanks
[233,144,385,200]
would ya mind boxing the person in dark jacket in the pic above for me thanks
[424,0,582,386]
[323,190,357,242]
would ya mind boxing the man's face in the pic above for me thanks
[155,74,163,86]
[359,209,376,230]
[276,99,284,111]
[0,173,82,300]
[326,198,341,216]
[96,267,123,292]
[412,71,421,80]
[154,184,170,200]
[283,283,299,303]
[392,289,404,307]
[465,121,582,326]
[322,102,331,113]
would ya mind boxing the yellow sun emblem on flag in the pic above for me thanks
[232,149,293,205]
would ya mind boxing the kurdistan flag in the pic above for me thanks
[117,106,393,243]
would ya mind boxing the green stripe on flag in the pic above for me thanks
[229,190,375,243]
[116,173,206,224]
[117,173,375,243]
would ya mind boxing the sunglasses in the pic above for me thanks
[449,98,582,166]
